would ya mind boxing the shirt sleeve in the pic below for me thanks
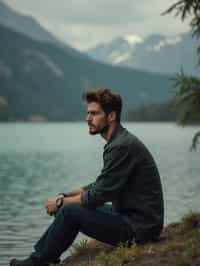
[81,145,132,209]
[83,182,94,191]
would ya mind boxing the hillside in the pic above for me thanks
[0,24,172,121]
[0,0,87,59]
[62,212,200,266]
[125,100,176,122]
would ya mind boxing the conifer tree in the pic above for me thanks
[163,0,200,150]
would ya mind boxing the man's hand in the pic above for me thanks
[45,195,64,216]
[45,189,83,216]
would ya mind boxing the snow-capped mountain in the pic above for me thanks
[87,33,199,75]
[88,34,142,65]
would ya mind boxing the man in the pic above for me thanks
[10,88,164,266]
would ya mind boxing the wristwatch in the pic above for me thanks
[56,196,64,208]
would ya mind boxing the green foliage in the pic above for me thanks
[95,251,113,266]
[174,70,200,124]
[95,242,137,266]
[173,69,200,150]
[181,211,200,231]
[164,0,200,150]
[173,230,200,266]
[163,0,200,39]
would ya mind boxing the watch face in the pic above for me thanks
[56,197,63,208]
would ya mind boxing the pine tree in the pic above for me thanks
[163,0,200,150]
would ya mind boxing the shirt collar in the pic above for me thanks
[104,123,124,149]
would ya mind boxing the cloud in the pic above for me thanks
[124,34,143,45]
[4,0,190,50]
[148,36,182,52]
[5,0,141,25]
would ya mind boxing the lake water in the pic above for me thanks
[0,122,199,265]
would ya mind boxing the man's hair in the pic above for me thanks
[82,88,122,122]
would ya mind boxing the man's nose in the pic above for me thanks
[86,114,91,122]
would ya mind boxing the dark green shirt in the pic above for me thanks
[81,124,164,243]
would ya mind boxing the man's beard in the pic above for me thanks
[89,122,109,135]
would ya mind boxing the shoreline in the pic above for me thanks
[61,212,200,266]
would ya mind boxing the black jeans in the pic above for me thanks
[31,203,134,263]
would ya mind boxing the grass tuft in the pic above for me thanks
[173,229,200,266]
[95,242,138,266]
[181,211,200,231]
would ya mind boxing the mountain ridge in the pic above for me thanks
[87,32,199,75]
[0,24,172,121]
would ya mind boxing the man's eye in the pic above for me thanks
[88,111,99,115]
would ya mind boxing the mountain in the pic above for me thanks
[0,0,86,58]
[88,37,132,65]
[87,33,199,75]
[125,100,176,122]
[0,24,172,121]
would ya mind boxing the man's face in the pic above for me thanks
[86,102,109,135]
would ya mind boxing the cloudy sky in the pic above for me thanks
[4,0,190,51]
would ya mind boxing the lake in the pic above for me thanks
[0,122,199,266]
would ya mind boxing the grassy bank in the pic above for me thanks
[57,212,200,266]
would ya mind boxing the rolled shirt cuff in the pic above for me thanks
[80,191,90,208]
[83,183,94,191]
[81,190,98,209]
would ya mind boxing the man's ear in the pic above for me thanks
[108,111,117,123]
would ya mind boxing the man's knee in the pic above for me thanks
[58,202,83,219]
